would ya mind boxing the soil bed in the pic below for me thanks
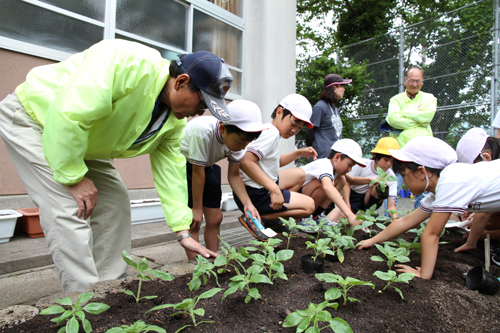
[5,229,500,332]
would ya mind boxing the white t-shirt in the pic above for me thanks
[349,160,397,200]
[300,158,337,186]
[181,117,245,167]
[419,160,500,214]
[493,112,500,129]
[240,122,280,189]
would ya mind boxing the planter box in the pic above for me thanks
[16,208,44,238]
[0,210,22,243]
[130,199,165,225]
[221,193,238,211]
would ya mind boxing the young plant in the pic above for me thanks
[39,291,110,333]
[105,320,166,333]
[369,165,397,193]
[221,264,272,303]
[316,273,375,305]
[357,204,390,234]
[282,300,352,333]
[122,250,175,303]
[373,270,415,299]
[280,216,303,248]
[246,238,294,281]
[189,254,220,291]
[322,225,356,263]
[214,237,251,274]
[147,287,222,332]
[385,238,422,256]
[336,217,363,238]
[305,237,335,262]
[371,243,410,269]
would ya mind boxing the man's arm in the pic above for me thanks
[386,97,418,130]
[405,95,437,126]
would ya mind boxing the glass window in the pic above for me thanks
[115,34,181,61]
[37,0,105,21]
[208,0,243,17]
[193,9,242,68]
[0,0,103,53]
[116,0,187,51]
[229,69,242,95]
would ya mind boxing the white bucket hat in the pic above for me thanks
[279,94,313,129]
[456,128,489,164]
[224,100,267,132]
[331,139,366,167]
[389,136,457,169]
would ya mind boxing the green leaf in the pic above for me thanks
[84,303,110,314]
[142,295,158,300]
[146,303,175,313]
[330,317,353,333]
[66,317,79,333]
[315,273,338,283]
[214,255,227,266]
[122,250,137,269]
[371,255,385,262]
[122,290,135,296]
[138,257,149,272]
[394,287,404,299]
[199,287,223,299]
[189,278,201,291]
[316,310,332,322]
[373,270,393,280]
[276,249,294,261]
[221,286,239,302]
[347,297,360,303]
[151,270,175,281]
[249,274,272,284]
[325,288,342,300]
[247,288,261,300]
[193,308,205,316]
[40,305,66,315]
[56,297,73,307]
[283,312,304,327]
[82,318,92,333]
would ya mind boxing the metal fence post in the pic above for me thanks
[399,26,405,93]
[492,0,499,134]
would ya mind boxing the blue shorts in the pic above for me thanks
[186,162,222,209]
[233,182,291,215]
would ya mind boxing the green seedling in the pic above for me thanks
[316,273,375,305]
[385,238,422,256]
[373,270,415,299]
[39,291,110,333]
[369,165,397,193]
[305,237,335,262]
[280,217,304,248]
[148,287,222,332]
[282,300,352,333]
[221,264,272,303]
[371,243,410,269]
[247,238,294,281]
[189,254,219,291]
[408,222,449,244]
[214,237,251,274]
[322,225,356,263]
[357,204,390,234]
[122,250,175,303]
[335,218,363,238]
[105,320,166,333]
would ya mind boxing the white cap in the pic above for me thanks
[456,128,488,164]
[331,139,366,167]
[224,100,267,132]
[389,137,457,169]
[279,94,313,129]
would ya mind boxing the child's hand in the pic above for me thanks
[244,204,261,222]
[395,264,421,278]
[191,208,203,233]
[356,239,373,250]
[270,189,284,210]
[347,214,362,227]
[299,147,318,160]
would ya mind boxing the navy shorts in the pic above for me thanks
[349,190,382,214]
[186,162,222,209]
[233,182,291,215]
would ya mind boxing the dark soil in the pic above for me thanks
[5,229,500,333]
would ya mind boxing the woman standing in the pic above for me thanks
[306,74,351,159]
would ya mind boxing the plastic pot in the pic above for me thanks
[16,208,44,238]
[362,230,379,240]
[323,253,339,263]
[399,189,406,198]
[301,254,324,274]
[466,266,500,295]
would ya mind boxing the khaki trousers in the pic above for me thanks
[0,94,131,292]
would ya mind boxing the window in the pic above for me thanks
[0,0,244,98]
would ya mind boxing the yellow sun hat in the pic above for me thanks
[371,137,400,155]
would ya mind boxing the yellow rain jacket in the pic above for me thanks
[14,39,192,232]
[386,91,437,147]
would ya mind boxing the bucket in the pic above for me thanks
[301,254,324,274]
[466,266,500,295]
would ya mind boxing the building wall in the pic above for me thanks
[0,0,297,208]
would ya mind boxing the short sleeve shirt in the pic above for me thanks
[181,117,245,167]
[419,160,500,214]
[349,160,397,200]
[240,123,280,189]
[300,158,337,186]
[310,100,343,159]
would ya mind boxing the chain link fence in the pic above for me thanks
[336,0,498,153]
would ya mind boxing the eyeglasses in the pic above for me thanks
[197,91,208,110]
[407,79,423,84]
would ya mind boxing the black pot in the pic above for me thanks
[301,254,324,274]
[362,230,379,240]
[323,253,339,263]
[466,266,500,295]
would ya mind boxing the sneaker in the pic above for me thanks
[296,216,319,234]
[493,254,500,267]
[238,214,268,241]
[262,218,297,235]
[316,212,338,227]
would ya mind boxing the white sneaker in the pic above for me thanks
[296,216,319,233]
[316,212,338,227]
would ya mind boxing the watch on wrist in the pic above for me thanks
[176,232,192,242]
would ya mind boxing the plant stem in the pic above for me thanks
[136,278,143,303]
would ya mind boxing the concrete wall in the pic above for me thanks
[0,0,298,209]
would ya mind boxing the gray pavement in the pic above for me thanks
[0,198,416,311]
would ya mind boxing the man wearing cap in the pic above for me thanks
[385,67,437,208]
[0,39,232,291]
[306,73,352,159]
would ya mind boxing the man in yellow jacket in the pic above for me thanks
[0,39,232,291]
[386,66,437,209]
